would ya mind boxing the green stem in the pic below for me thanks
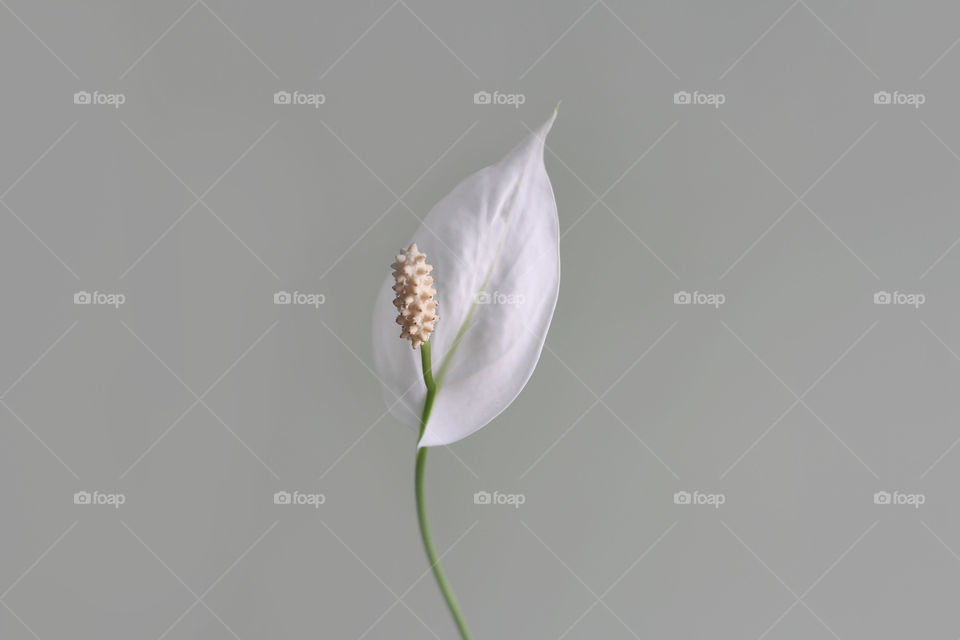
[416,341,473,639]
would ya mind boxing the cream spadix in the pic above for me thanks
[372,111,560,447]
[391,243,439,350]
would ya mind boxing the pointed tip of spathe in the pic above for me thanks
[529,105,559,147]
[546,103,559,129]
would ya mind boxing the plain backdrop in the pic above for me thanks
[2,1,960,638]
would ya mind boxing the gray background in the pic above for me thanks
[1,0,960,638]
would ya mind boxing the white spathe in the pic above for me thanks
[372,111,560,448]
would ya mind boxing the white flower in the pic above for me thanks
[373,111,560,447]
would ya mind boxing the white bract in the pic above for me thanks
[372,112,560,447]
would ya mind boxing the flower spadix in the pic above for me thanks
[392,243,439,349]
[373,111,560,448]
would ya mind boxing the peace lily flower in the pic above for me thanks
[372,110,560,638]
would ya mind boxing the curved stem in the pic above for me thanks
[420,342,437,423]
[416,341,473,639]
